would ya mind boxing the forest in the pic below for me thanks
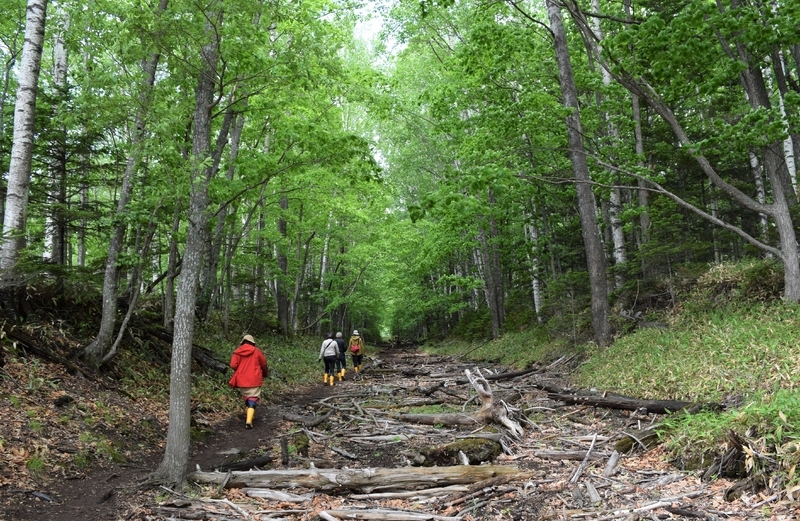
[1,0,800,512]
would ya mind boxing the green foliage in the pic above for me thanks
[424,325,565,369]
[28,419,44,434]
[451,308,492,341]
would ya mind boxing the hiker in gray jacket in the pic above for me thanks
[318,332,339,386]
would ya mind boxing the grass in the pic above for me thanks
[421,325,567,369]
[574,303,800,402]
[25,455,47,478]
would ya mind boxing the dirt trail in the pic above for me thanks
[2,346,787,520]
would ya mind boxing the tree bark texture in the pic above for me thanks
[567,1,800,303]
[0,0,48,278]
[189,464,527,493]
[154,10,220,488]
[276,194,290,335]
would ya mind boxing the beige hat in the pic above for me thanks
[242,334,255,343]
[352,330,359,336]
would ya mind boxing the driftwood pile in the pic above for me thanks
[146,349,771,520]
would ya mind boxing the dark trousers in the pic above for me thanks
[336,354,347,371]
[323,356,337,377]
[352,353,363,367]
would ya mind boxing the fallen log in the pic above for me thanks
[321,509,461,521]
[133,325,228,373]
[215,454,275,472]
[534,450,609,461]
[614,426,660,453]
[547,392,711,414]
[483,367,541,381]
[393,369,523,438]
[188,464,529,493]
[283,410,333,428]
[415,438,502,466]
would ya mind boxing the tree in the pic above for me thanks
[80,0,169,367]
[544,0,610,346]
[564,0,800,302]
[0,0,48,288]
[152,7,221,488]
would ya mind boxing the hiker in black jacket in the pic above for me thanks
[334,332,347,381]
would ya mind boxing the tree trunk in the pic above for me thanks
[196,100,236,322]
[190,464,527,494]
[631,94,650,257]
[0,0,48,282]
[153,10,220,488]
[291,228,315,334]
[163,202,181,331]
[276,194,290,336]
[770,49,798,187]
[44,11,68,271]
[0,53,19,159]
[317,211,333,336]
[546,0,610,346]
[568,0,800,303]
[477,225,502,339]
[524,221,543,322]
[749,151,769,243]
[189,464,528,493]
[591,0,626,290]
[81,0,167,365]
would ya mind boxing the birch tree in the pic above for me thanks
[0,0,48,286]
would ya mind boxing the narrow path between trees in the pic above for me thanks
[6,346,776,520]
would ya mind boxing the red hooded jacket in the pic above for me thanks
[228,342,268,388]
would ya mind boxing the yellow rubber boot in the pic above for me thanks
[354,365,359,373]
[329,374,335,386]
[245,407,255,429]
[324,373,328,384]
[342,368,346,378]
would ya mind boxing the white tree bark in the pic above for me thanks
[0,0,48,277]
[524,222,543,323]
[43,10,67,263]
[592,0,626,290]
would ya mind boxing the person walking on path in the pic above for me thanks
[228,334,269,429]
[334,332,347,381]
[349,330,365,373]
[318,332,339,386]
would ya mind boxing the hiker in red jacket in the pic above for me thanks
[229,334,268,428]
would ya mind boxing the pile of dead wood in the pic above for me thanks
[154,353,735,520]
